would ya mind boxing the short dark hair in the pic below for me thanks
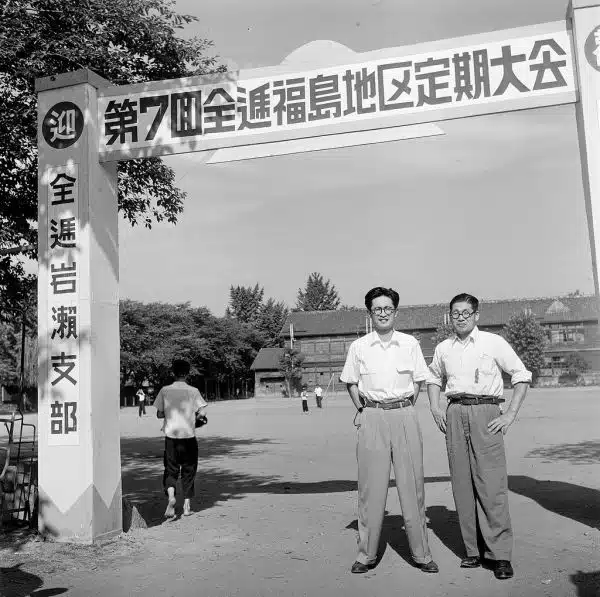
[172,359,190,377]
[364,287,400,311]
[449,293,479,313]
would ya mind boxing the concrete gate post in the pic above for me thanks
[36,70,122,542]
[571,1,600,302]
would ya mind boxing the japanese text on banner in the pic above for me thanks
[98,30,574,155]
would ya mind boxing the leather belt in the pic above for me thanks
[363,396,414,410]
[448,394,505,405]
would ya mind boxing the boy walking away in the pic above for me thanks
[154,359,207,518]
[301,387,309,414]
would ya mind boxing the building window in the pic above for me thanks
[545,323,585,345]
[315,341,329,354]
[330,341,344,354]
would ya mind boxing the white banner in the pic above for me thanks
[98,26,575,158]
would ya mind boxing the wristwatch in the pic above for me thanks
[357,406,364,413]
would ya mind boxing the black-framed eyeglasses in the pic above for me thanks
[371,306,396,316]
[450,310,476,320]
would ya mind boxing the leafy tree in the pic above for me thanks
[502,311,547,382]
[120,299,264,399]
[225,284,265,325]
[295,272,341,311]
[0,275,37,392]
[433,321,455,346]
[278,346,305,398]
[256,298,289,347]
[0,322,18,386]
[564,352,588,377]
[224,284,288,347]
[0,0,223,297]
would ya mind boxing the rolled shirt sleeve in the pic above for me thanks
[340,342,359,384]
[495,336,532,385]
[194,390,208,411]
[426,345,445,387]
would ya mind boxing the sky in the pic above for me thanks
[117,0,595,315]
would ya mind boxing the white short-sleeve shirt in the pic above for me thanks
[427,326,532,397]
[340,330,429,402]
[153,381,207,439]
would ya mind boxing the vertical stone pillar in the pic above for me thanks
[36,69,121,542]
[571,1,600,300]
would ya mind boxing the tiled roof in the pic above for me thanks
[250,347,284,371]
[282,295,600,337]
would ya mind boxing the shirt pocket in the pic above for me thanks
[396,350,414,387]
[479,352,497,375]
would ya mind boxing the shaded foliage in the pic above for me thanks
[278,346,305,398]
[120,300,264,398]
[0,0,223,300]
[502,311,546,382]
[295,272,341,311]
[225,284,288,348]
[433,320,454,346]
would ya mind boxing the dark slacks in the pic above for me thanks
[446,403,512,561]
[138,401,146,416]
[316,396,322,408]
[163,436,198,498]
[302,400,309,413]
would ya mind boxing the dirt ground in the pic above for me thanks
[1,387,599,597]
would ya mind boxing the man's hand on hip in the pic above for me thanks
[487,412,516,435]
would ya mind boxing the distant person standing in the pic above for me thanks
[427,293,531,580]
[300,387,309,414]
[154,359,207,518]
[314,385,323,408]
[136,388,146,417]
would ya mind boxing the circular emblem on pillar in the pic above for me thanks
[42,102,84,149]
[585,26,600,72]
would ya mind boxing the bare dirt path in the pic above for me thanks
[1,388,599,597]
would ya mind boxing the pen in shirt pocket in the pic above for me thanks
[474,368,479,384]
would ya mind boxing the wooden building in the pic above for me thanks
[250,295,600,396]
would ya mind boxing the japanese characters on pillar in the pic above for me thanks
[46,163,80,446]
[98,26,576,159]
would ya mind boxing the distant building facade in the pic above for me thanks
[250,296,600,396]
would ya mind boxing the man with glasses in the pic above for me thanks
[340,287,438,574]
[427,293,531,580]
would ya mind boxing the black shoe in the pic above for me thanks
[351,561,375,574]
[417,560,439,573]
[494,560,514,580]
[460,556,481,568]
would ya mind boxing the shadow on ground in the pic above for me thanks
[526,440,600,465]
[509,476,600,530]
[344,505,464,567]
[121,435,281,527]
[0,564,67,597]
[121,433,453,529]
[570,571,600,597]
[121,434,600,535]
